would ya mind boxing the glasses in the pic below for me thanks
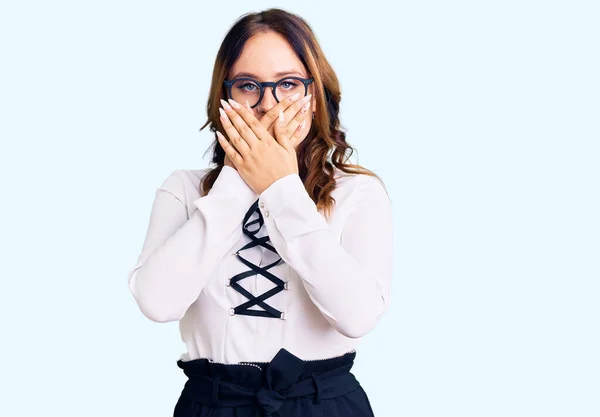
[223,76,314,109]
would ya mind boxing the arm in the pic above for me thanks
[258,173,394,339]
[127,166,258,323]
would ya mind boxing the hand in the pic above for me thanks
[216,94,311,194]
[223,153,235,169]
[243,93,314,144]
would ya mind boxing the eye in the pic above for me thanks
[279,80,300,90]
[237,82,258,92]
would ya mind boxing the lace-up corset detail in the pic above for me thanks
[228,198,287,319]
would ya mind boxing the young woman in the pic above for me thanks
[127,8,394,417]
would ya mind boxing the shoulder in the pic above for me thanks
[333,167,391,205]
[157,167,212,203]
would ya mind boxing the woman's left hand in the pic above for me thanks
[216,96,309,195]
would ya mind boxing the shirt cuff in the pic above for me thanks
[258,173,329,239]
[206,165,258,208]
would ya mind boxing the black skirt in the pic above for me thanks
[173,348,375,417]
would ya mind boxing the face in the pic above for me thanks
[228,31,316,147]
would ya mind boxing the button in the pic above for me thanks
[284,281,289,290]
[264,210,270,217]
[226,279,231,287]
[260,202,264,208]
[279,312,286,320]
[229,307,235,316]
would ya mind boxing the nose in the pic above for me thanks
[258,87,278,113]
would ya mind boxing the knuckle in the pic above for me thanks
[264,111,278,123]
[238,124,249,136]
[249,119,261,130]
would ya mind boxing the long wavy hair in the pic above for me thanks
[199,8,381,219]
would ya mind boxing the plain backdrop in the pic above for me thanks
[1,1,598,416]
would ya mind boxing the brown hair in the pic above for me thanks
[199,8,381,219]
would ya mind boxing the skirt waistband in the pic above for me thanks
[176,348,360,416]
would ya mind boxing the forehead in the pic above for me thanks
[230,31,307,80]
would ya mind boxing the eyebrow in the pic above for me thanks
[230,70,306,79]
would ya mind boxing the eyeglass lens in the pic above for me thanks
[229,78,306,107]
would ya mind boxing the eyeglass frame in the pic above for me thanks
[223,76,314,109]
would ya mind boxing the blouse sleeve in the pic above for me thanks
[257,173,394,339]
[127,166,258,323]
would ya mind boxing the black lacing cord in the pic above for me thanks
[229,199,287,319]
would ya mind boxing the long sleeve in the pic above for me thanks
[257,173,394,339]
[127,166,259,323]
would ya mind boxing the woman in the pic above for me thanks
[127,8,394,417]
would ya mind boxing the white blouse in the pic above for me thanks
[127,165,394,363]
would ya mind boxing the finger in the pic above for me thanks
[284,94,312,138]
[290,119,307,148]
[220,99,260,149]
[216,130,243,165]
[273,110,294,152]
[227,98,272,143]
[259,92,303,131]
[218,106,252,157]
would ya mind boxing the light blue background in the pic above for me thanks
[1,1,598,416]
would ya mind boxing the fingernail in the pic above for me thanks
[228,99,241,110]
[245,100,252,111]
[279,110,284,123]
[290,93,300,101]
[299,120,306,130]
[220,99,232,111]
[301,101,310,112]
[219,107,227,118]
[301,94,312,104]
